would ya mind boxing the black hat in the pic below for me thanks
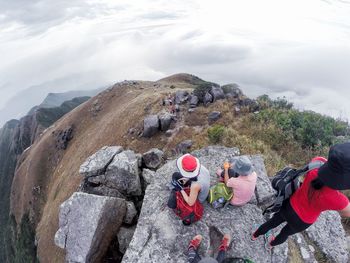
[318,142,350,190]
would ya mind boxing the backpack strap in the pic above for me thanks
[263,159,325,215]
[290,159,325,181]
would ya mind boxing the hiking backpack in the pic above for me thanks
[174,188,204,225]
[208,182,233,209]
[263,158,326,215]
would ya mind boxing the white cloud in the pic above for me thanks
[1,0,350,121]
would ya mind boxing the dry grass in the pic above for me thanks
[11,80,198,263]
[287,239,304,263]
[10,77,333,262]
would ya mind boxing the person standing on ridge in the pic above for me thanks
[252,142,350,249]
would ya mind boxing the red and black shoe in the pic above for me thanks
[218,234,231,252]
[188,235,203,251]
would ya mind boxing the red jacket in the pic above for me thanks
[290,164,349,224]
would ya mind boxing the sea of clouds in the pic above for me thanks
[1,0,350,123]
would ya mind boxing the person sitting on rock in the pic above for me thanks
[252,143,350,249]
[172,154,211,206]
[220,156,257,206]
[187,234,231,263]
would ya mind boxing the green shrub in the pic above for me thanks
[193,83,212,103]
[207,125,225,144]
[257,95,293,110]
[252,107,349,149]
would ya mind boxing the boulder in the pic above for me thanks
[221,84,243,98]
[234,106,241,114]
[142,168,156,185]
[189,95,199,108]
[208,111,221,123]
[305,211,349,263]
[204,92,213,105]
[79,146,124,177]
[175,90,189,104]
[122,147,288,263]
[159,113,173,132]
[250,155,275,206]
[291,234,318,263]
[143,115,159,137]
[55,192,126,263]
[124,201,138,225]
[118,226,136,254]
[209,87,225,101]
[83,184,125,199]
[142,148,164,170]
[54,126,74,150]
[105,150,142,196]
[239,98,260,112]
[175,140,193,155]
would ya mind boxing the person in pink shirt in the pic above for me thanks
[223,156,257,206]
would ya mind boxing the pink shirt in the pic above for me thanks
[226,172,257,206]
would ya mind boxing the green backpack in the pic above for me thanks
[208,182,233,209]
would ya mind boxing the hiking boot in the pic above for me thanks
[218,234,231,252]
[251,224,260,242]
[188,235,203,251]
[264,231,275,251]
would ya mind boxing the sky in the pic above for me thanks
[1,0,350,121]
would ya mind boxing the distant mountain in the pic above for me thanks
[0,80,106,127]
[39,90,104,108]
[0,96,90,262]
[2,74,349,263]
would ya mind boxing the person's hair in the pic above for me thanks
[307,178,325,202]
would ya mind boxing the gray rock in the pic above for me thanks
[234,106,241,114]
[221,84,243,98]
[239,98,260,112]
[250,155,275,206]
[142,168,156,185]
[159,113,173,132]
[83,184,125,198]
[209,87,225,101]
[142,148,164,170]
[124,201,138,224]
[191,146,240,175]
[189,95,199,108]
[143,115,159,138]
[175,90,189,104]
[54,126,74,150]
[80,146,123,177]
[105,150,142,196]
[291,234,318,263]
[55,192,126,263]
[175,140,193,155]
[208,111,221,123]
[118,226,136,254]
[305,211,348,263]
[135,153,142,168]
[204,92,213,105]
[123,147,288,263]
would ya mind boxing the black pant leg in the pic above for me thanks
[270,224,298,246]
[254,212,286,237]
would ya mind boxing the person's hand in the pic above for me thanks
[171,179,183,191]
[223,162,231,170]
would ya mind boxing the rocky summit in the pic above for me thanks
[123,146,348,263]
[56,145,349,263]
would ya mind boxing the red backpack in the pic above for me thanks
[174,188,203,225]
